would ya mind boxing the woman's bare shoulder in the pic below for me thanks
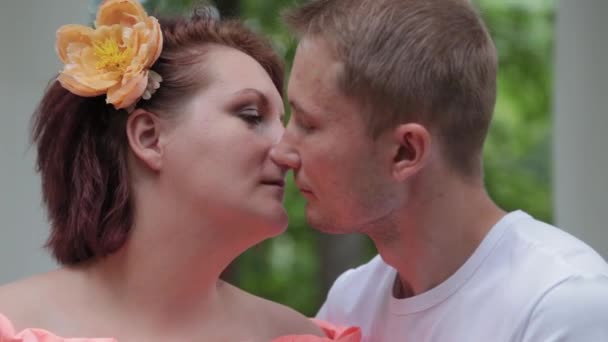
[0,270,66,329]
[227,283,323,338]
[261,297,323,337]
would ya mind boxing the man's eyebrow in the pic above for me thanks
[289,99,311,117]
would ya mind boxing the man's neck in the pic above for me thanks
[370,179,506,298]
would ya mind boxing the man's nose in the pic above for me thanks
[270,138,301,170]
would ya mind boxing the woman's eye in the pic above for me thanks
[239,108,262,125]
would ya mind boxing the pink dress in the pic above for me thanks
[0,314,361,342]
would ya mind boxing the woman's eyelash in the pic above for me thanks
[239,107,263,124]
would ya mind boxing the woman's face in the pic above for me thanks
[160,46,287,236]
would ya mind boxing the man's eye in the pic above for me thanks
[296,117,316,132]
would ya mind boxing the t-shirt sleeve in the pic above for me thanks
[316,300,330,321]
[315,269,355,322]
[521,274,608,341]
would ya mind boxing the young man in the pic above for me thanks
[270,0,608,340]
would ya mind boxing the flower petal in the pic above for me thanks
[60,61,122,94]
[57,72,108,97]
[128,18,162,69]
[91,24,128,46]
[56,0,162,110]
[72,71,122,89]
[96,0,148,27]
[65,45,122,84]
[106,71,148,109]
[56,24,94,64]
[144,17,163,66]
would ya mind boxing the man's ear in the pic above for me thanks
[126,108,163,171]
[390,123,431,181]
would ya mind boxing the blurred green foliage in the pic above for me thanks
[90,0,555,316]
[477,0,554,223]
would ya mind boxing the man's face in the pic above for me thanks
[272,37,398,233]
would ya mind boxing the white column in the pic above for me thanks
[0,0,89,284]
[554,0,608,258]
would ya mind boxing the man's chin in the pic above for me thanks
[305,212,355,235]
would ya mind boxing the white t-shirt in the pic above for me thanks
[316,211,608,341]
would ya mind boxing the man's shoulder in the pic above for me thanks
[317,255,394,319]
[331,255,393,292]
[504,212,608,277]
[520,273,608,341]
[470,212,608,322]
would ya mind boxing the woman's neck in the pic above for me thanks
[79,200,254,332]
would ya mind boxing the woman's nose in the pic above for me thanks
[269,137,301,170]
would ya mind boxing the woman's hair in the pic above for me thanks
[32,11,285,265]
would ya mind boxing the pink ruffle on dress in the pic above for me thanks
[272,319,361,341]
[0,314,361,342]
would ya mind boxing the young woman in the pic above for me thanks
[0,1,359,341]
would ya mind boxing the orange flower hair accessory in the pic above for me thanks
[55,0,163,110]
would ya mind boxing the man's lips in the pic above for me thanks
[297,185,313,195]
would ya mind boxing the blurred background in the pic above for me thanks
[1,0,606,316]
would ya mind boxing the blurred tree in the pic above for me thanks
[476,0,554,223]
[215,0,240,18]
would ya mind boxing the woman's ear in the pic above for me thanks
[126,109,163,171]
[390,123,432,181]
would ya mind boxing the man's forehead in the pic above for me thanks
[288,37,354,119]
[288,84,360,125]
[290,53,343,98]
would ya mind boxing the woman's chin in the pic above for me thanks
[255,206,289,237]
[266,209,289,236]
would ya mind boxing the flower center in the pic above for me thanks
[93,38,131,72]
